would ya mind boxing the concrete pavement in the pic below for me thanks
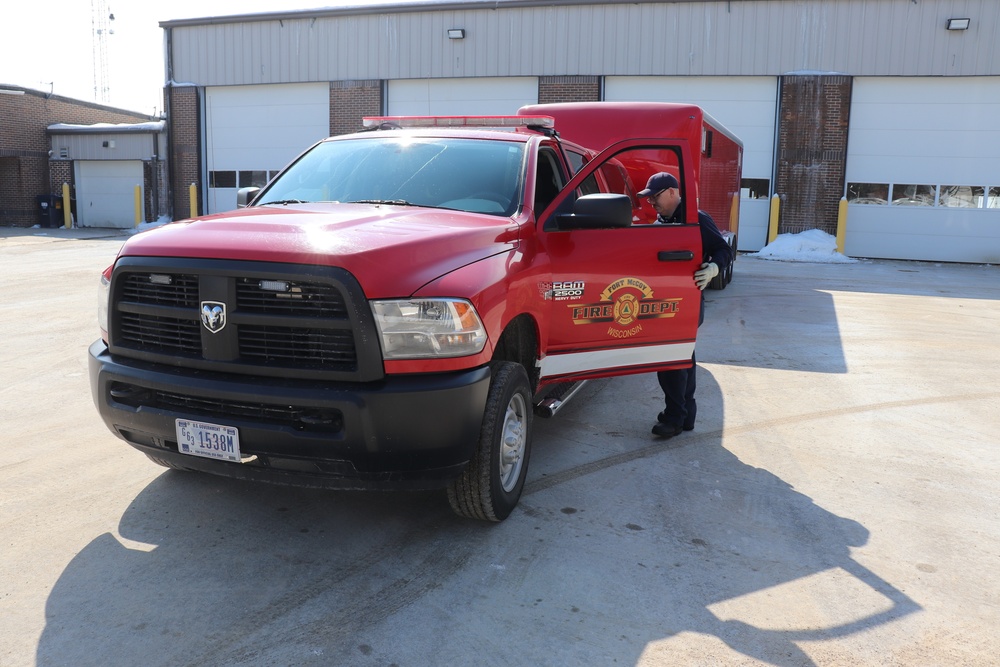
[2,231,998,666]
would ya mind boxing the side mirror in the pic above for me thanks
[237,187,260,208]
[552,193,633,230]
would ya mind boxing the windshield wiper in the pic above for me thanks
[259,199,308,206]
[349,199,415,206]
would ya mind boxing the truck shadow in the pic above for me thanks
[522,372,921,665]
[37,371,918,666]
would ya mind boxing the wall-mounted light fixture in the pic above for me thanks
[447,28,465,39]
[946,18,970,30]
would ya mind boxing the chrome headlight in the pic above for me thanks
[98,269,112,339]
[372,298,486,359]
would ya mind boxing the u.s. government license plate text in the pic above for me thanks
[176,419,241,463]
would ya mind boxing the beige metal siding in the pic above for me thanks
[166,0,1000,85]
[49,133,157,161]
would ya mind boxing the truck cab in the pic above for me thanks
[89,103,741,521]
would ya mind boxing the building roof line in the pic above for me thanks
[158,0,717,28]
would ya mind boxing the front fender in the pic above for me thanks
[414,247,543,363]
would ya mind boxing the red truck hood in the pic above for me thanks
[119,203,520,297]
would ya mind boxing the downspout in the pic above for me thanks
[163,26,175,220]
[151,131,159,221]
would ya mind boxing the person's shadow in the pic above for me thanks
[37,370,918,666]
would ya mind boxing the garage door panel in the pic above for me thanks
[205,83,329,213]
[75,161,143,229]
[852,79,1000,105]
[846,77,1000,262]
[846,209,1000,263]
[851,103,1000,133]
[849,129,1000,160]
[849,158,999,187]
[387,78,538,115]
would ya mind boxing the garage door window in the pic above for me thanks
[210,171,236,188]
[851,182,1000,209]
[891,184,935,207]
[741,178,770,199]
[239,170,269,188]
[847,182,889,205]
[940,186,984,208]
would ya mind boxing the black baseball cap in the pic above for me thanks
[638,172,679,196]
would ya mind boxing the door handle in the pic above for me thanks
[658,250,694,262]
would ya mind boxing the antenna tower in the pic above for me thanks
[91,0,114,103]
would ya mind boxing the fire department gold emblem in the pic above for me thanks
[569,277,681,338]
[612,292,638,326]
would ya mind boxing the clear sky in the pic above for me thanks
[1,0,395,116]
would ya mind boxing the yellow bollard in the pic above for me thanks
[189,183,198,219]
[767,194,780,244]
[62,183,72,228]
[729,192,740,237]
[836,197,848,254]
[134,185,142,228]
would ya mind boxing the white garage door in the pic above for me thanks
[75,160,143,229]
[205,83,330,214]
[387,77,538,116]
[605,76,778,251]
[845,77,1000,263]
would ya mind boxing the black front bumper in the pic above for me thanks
[89,340,491,490]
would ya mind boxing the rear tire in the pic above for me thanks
[447,362,532,522]
[709,260,729,290]
[710,241,736,290]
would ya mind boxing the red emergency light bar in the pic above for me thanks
[362,115,555,129]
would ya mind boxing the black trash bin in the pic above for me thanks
[36,194,62,228]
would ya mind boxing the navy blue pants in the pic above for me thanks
[656,351,697,429]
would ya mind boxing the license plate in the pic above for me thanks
[175,419,241,463]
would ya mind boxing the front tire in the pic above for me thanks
[447,362,533,522]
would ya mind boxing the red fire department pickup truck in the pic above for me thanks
[88,102,742,521]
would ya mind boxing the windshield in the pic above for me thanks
[257,137,526,216]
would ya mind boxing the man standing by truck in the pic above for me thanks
[638,172,734,439]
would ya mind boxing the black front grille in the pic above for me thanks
[119,312,201,355]
[109,259,382,382]
[236,278,348,317]
[122,273,198,307]
[240,325,356,368]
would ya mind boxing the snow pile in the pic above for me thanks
[47,121,165,133]
[747,229,857,264]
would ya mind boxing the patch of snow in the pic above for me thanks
[746,229,857,264]
[47,121,165,132]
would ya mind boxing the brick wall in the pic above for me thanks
[773,75,852,235]
[0,88,151,227]
[538,76,601,104]
[330,80,382,137]
[44,161,74,226]
[167,86,200,219]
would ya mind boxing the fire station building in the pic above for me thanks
[160,0,1000,262]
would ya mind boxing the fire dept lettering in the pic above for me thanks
[570,277,681,336]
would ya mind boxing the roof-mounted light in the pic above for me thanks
[362,115,555,130]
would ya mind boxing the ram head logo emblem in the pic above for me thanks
[200,301,227,333]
